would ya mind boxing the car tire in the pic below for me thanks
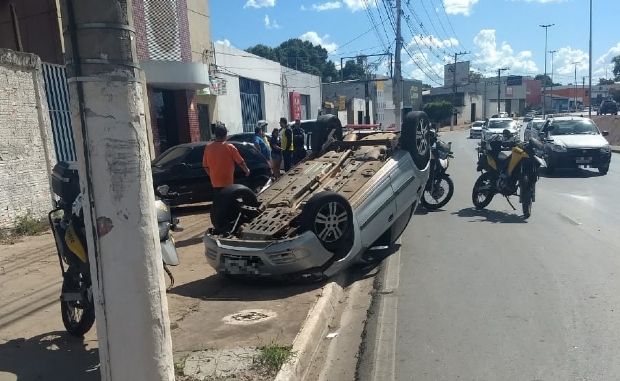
[311,114,343,154]
[400,111,431,170]
[299,191,353,254]
[210,184,258,232]
[598,164,609,175]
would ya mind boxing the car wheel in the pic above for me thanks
[400,111,431,170]
[299,191,353,254]
[598,164,609,175]
[310,114,343,155]
[210,184,258,232]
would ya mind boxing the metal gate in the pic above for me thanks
[239,77,263,132]
[42,63,76,162]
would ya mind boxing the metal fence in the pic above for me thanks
[239,77,263,133]
[41,63,76,162]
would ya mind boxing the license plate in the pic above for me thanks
[576,157,591,164]
[221,256,260,275]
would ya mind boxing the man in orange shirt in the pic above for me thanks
[202,124,250,194]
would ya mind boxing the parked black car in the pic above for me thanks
[226,133,255,143]
[597,100,618,115]
[152,141,272,206]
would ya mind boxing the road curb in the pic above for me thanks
[274,271,348,381]
[611,146,620,154]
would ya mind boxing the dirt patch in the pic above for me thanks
[592,115,620,146]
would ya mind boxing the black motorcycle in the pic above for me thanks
[421,129,455,210]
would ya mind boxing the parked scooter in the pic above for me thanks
[49,161,181,337]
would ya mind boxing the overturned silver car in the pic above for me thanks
[203,112,432,280]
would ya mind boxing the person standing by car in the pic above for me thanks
[256,120,272,154]
[280,117,294,171]
[270,128,282,179]
[291,119,307,166]
[253,126,271,163]
[202,123,250,194]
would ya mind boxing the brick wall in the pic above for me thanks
[132,0,149,61]
[176,0,192,62]
[146,85,161,155]
[0,49,56,228]
[174,90,200,143]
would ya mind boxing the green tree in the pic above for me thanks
[422,83,432,90]
[613,55,620,81]
[598,78,615,85]
[423,101,453,123]
[535,74,562,87]
[469,70,483,83]
[246,39,366,82]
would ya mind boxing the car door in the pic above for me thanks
[177,146,213,203]
[356,168,397,248]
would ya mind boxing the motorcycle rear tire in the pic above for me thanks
[520,175,533,219]
[60,283,95,337]
[421,174,454,210]
[472,172,495,209]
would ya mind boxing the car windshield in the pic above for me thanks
[487,120,515,130]
[152,146,191,168]
[227,133,254,143]
[472,122,483,127]
[550,120,600,135]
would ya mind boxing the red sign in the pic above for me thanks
[289,91,302,120]
[506,86,513,98]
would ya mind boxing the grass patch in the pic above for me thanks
[255,342,294,375]
[0,212,49,245]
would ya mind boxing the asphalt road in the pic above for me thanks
[359,130,620,381]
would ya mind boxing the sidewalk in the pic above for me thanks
[611,146,620,154]
[0,204,342,381]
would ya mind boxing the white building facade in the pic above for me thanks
[213,44,322,135]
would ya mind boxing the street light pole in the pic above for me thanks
[394,0,403,132]
[588,0,593,118]
[497,67,508,114]
[450,51,469,131]
[549,50,556,112]
[572,61,580,110]
[540,23,554,117]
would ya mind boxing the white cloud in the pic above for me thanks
[244,0,276,8]
[264,14,281,29]
[300,31,339,54]
[443,0,479,16]
[596,42,620,67]
[215,39,232,47]
[343,0,377,12]
[553,46,589,76]
[513,0,567,3]
[408,35,459,51]
[472,29,538,73]
[301,1,342,11]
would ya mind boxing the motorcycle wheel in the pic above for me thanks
[421,173,454,210]
[472,172,495,209]
[60,279,95,337]
[520,175,533,219]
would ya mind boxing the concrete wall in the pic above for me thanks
[186,0,212,63]
[214,45,321,135]
[0,49,56,228]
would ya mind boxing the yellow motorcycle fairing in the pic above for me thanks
[65,224,88,263]
[486,154,498,170]
[507,146,530,176]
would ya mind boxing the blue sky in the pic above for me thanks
[210,0,620,86]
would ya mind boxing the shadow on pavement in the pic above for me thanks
[453,207,528,224]
[168,272,326,302]
[174,234,204,249]
[0,332,99,381]
[539,168,603,178]
[171,203,211,217]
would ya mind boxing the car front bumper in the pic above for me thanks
[470,129,482,138]
[546,148,611,169]
[203,230,337,276]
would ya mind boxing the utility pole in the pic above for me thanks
[549,50,556,112]
[540,23,554,117]
[588,0,593,118]
[59,0,175,380]
[394,0,403,132]
[582,76,586,110]
[483,79,488,119]
[450,51,469,131]
[497,67,508,114]
[572,61,580,110]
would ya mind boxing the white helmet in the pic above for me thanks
[257,120,268,129]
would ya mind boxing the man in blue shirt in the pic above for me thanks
[253,126,271,164]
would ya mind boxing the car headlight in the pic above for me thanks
[157,185,169,196]
[600,144,611,153]
[551,143,567,152]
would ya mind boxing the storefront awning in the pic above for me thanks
[140,60,210,90]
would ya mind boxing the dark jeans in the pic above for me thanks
[282,151,293,171]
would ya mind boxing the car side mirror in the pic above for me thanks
[602,130,609,136]
[171,163,189,174]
